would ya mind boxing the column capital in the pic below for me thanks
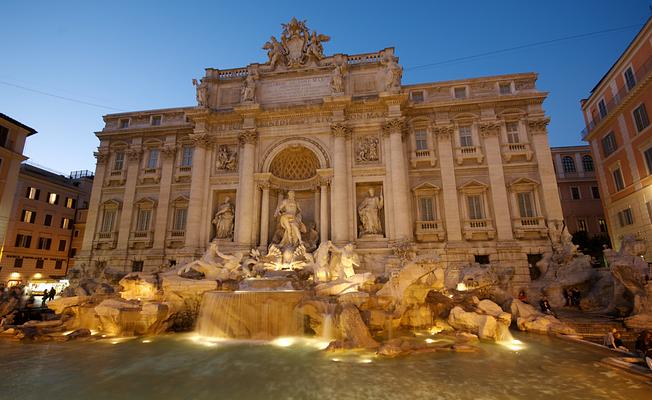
[189,133,213,148]
[238,129,258,145]
[330,123,351,138]
[527,117,550,135]
[161,144,177,159]
[126,146,143,162]
[382,118,405,137]
[432,124,454,140]
[479,122,501,138]
[94,149,109,165]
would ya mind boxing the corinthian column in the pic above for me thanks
[184,134,210,250]
[234,129,258,246]
[330,124,350,244]
[480,122,513,240]
[529,118,563,222]
[383,119,412,240]
[258,180,270,248]
[116,144,142,251]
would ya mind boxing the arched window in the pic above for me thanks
[582,155,594,172]
[562,156,576,173]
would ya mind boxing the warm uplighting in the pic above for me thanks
[498,339,526,351]
[271,337,296,347]
[425,338,436,344]
[142,339,152,343]
[429,326,443,335]
[357,358,373,364]
[10,272,20,278]
[33,273,43,279]
[456,282,468,291]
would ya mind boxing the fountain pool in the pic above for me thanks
[1,333,650,400]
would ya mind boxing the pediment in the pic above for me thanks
[458,179,488,191]
[508,177,539,188]
[412,182,441,192]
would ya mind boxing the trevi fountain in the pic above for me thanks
[2,18,652,400]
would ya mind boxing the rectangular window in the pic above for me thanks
[578,219,588,232]
[147,149,159,169]
[70,248,77,258]
[410,91,424,103]
[65,197,76,209]
[647,200,652,223]
[598,99,608,118]
[14,258,23,268]
[459,126,473,147]
[44,214,52,226]
[613,168,625,191]
[61,217,71,229]
[644,147,652,175]
[113,152,125,171]
[418,197,435,221]
[181,146,193,167]
[454,87,467,99]
[101,209,116,233]
[48,192,59,205]
[0,126,8,148]
[591,186,601,199]
[475,255,490,265]
[618,208,634,226]
[598,218,608,232]
[570,187,581,200]
[173,208,187,231]
[415,131,428,151]
[499,83,511,95]
[151,115,162,126]
[15,234,31,248]
[21,210,36,223]
[37,237,52,250]
[517,192,536,218]
[132,260,144,272]
[506,122,520,143]
[601,132,617,157]
[633,104,650,132]
[467,195,484,220]
[624,67,636,90]
[55,260,63,270]
[119,119,129,129]
[26,187,40,200]
[136,209,152,232]
[35,259,44,269]
[58,239,67,252]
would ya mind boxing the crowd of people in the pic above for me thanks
[0,284,57,328]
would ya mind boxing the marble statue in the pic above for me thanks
[216,145,237,171]
[383,55,402,92]
[358,188,384,236]
[241,71,257,103]
[192,78,209,107]
[273,190,306,247]
[212,197,235,239]
[262,18,329,69]
[303,222,319,252]
[305,31,329,61]
[330,63,346,94]
[263,36,285,68]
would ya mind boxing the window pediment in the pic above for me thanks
[458,179,488,193]
[135,196,157,207]
[508,177,539,190]
[102,198,122,209]
[412,182,440,194]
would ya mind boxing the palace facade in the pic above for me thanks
[78,19,563,288]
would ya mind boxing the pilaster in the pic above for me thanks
[480,122,513,240]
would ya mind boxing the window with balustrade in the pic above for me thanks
[459,126,473,147]
[132,198,156,238]
[146,148,159,170]
[412,183,443,241]
[181,145,193,167]
[506,122,520,144]
[113,151,125,171]
[507,178,545,237]
[98,200,121,237]
[415,131,428,151]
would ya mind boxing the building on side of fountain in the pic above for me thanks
[76,19,563,290]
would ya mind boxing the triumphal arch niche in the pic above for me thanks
[87,17,562,282]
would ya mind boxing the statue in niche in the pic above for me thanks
[212,197,235,240]
[241,70,257,103]
[358,188,384,237]
[192,78,209,107]
[330,63,346,94]
[356,136,379,163]
[216,145,237,171]
[273,190,306,247]
[383,54,402,92]
[302,222,319,252]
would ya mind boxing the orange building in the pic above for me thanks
[581,18,652,262]
[0,114,36,260]
[0,164,93,285]
[551,145,607,237]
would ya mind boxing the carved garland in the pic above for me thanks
[527,117,550,134]
[330,123,351,138]
[382,118,405,136]
[479,122,501,138]
[238,129,258,145]
[126,147,143,162]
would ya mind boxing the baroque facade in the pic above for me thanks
[78,19,563,288]
[581,17,652,262]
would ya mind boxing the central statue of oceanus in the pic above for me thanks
[273,190,306,247]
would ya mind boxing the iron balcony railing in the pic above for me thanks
[581,54,652,139]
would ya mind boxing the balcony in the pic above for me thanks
[414,220,445,241]
[129,230,153,249]
[513,216,547,239]
[455,146,484,165]
[581,54,652,139]
[140,168,161,184]
[94,231,117,249]
[410,149,437,168]
[175,165,192,182]
[106,169,126,186]
[166,229,186,248]
[462,219,496,241]
[502,143,533,162]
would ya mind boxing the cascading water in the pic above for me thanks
[196,289,306,340]
[320,313,334,341]
[496,323,515,342]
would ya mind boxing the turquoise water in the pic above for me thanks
[1,333,650,400]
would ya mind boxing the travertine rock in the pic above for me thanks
[447,306,501,341]
[119,273,159,301]
[338,304,379,349]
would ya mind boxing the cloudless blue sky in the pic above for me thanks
[1,0,651,173]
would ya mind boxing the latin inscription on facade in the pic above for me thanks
[258,76,331,103]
